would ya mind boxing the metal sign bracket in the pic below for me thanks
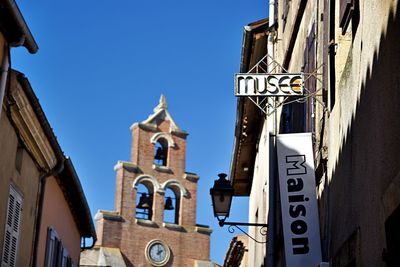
[240,53,327,117]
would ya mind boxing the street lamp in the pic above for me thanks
[210,173,268,243]
[210,173,234,221]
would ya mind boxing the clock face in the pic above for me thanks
[150,243,167,262]
[145,240,170,266]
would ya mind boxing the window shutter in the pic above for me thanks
[61,247,69,267]
[45,228,57,267]
[322,0,330,107]
[339,0,354,33]
[2,187,23,267]
[55,238,63,267]
[304,23,316,133]
[45,228,73,267]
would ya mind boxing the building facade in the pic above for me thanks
[229,0,400,266]
[0,70,96,267]
[81,96,215,267]
[0,9,39,265]
[0,3,96,266]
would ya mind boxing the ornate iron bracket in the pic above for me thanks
[242,53,328,117]
[218,219,268,244]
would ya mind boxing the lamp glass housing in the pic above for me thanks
[210,173,234,219]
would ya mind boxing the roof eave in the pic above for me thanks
[229,19,269,196]
[61,158,97,239]
[15,71,96,239]
[1,0,38,53]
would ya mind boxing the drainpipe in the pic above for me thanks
[0,45,10,119]
[31,159,65,267]
[267,0,276,266]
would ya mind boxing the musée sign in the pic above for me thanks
[235,73,304,96]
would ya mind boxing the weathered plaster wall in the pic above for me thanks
[0,110,41,266]
[36,176,82,266]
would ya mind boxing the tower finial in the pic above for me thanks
[154,94,168,112]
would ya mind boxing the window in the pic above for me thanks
[1,186,23,267]
[163,187,180,224]
[282,23,316,134]
[339,0,360,36]
[154,138,168,166]
[45,227,74,267]
[339,0,354,34]
[304,23,317,134]
[135,183,154,220]
[14,145,23,173]
[324,0,336,110]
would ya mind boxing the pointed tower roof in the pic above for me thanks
[154,94,168,112]
[133,95,187,136]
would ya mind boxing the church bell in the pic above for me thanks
[137,193,151,209]
[164,197,174,210]
[154,147,166,160]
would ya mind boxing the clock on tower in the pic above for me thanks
[146,239,170,266]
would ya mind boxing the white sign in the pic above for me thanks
[276,133,322,267]
[235,73,304,96]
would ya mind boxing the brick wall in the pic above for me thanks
[97,114,211,266]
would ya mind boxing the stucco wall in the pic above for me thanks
[36,176,81,266]
[325,1,400,265]
[0,108,41,266]
[248,120,270,266]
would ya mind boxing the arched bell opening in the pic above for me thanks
[163,187,181,225]
[135,183,154,220]
[154,138,168,166]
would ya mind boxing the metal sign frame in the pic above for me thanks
[239,53,326,117]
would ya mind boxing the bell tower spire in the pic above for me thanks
[154,94,168,112]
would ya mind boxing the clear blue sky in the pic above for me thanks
[13,0,267,264]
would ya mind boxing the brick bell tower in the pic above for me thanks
[81,95,214,267]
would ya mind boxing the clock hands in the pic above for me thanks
[157,244,161,255]
[147,241,169,264]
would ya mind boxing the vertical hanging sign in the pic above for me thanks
[276,133,322,267]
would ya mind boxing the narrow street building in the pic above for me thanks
[0,70,96,266]
[228,0,400,266]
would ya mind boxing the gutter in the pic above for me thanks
[1,0,38,53]
[240,25,257,73]
[62,158,97,248]
[267,0,277,266]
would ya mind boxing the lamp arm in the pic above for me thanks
[217,219,268,244]
[218,220,268,227]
